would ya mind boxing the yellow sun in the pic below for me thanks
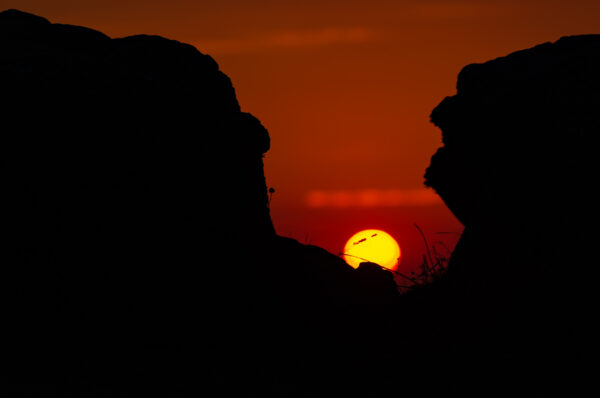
[343,229,401,271]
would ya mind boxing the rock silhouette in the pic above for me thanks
[423,34,599,387]
[2,9,400,396]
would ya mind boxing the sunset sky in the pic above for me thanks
[4,0,599,273]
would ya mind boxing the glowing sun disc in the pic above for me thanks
[343,229,401,271]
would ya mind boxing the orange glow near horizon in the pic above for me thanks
[307,188,440,208]
[343,229,401,271]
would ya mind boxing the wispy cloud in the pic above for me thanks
[407,1,506,20]
[193,27,376,55]
[306,188,441,208]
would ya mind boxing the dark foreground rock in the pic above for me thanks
[422,34,599,389]
[2,9,402,396]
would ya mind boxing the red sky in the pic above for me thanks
[4,0,599,274]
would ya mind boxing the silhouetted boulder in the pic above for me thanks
[2,9,402,396]
[424,35,599,373]
[355,262,398,301]
[0,7,277,394]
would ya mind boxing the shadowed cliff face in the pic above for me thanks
[424,36,599,368]
[2,10,404,395]
[426,35,599,288]
[1,8,278,391]
[1,8,279,327]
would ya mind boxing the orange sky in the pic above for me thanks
[4,0,599,274]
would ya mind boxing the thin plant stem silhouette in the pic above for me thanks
[414,223,434,272]
[268,187,275,206]
[412,223,449,285]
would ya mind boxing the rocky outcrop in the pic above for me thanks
[2,10,402,396]
[1,8,282,393]
[424,35,599,370]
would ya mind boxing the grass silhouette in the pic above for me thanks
[410,223,450,286]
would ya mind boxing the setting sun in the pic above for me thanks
[343,229,401,271]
